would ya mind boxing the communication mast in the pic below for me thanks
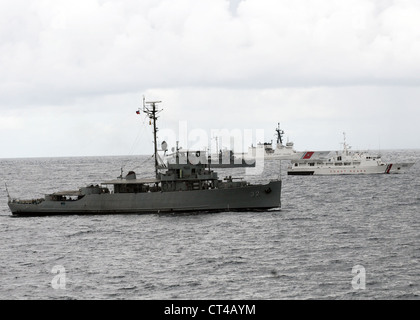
[275,123,284,145]
[142,99,162,178]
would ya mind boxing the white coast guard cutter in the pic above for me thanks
[287,133,415,175]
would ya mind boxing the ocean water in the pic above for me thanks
[0,150,419,300]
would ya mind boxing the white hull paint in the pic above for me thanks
[288,162,414,175]
[243,148,300,161]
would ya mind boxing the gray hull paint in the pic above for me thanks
[9,181,281,216]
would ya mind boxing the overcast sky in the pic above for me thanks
[1,0,420,158]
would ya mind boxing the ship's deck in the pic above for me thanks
[52,190,82,196]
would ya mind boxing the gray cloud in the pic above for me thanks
[1,0,420,157]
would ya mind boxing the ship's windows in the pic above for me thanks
[309,163,315,166]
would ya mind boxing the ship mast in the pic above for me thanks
[342,132,350,156]
[143,99,162,178]
[275,123,284,145]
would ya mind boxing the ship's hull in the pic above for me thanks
[238,149,302,161]
[8,181,281,216]
[242,153,302,162]
[245,155,298,161]
[385,162,415,173]
[287,162,414,175]
[209,159,255,168]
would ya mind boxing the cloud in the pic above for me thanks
[1,0,420,157]
[2,0,420,104]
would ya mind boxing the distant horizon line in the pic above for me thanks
[1,147,420,160]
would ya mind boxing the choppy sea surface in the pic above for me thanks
[0,150,419,300]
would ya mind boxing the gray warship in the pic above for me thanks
[7,100,281,216]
